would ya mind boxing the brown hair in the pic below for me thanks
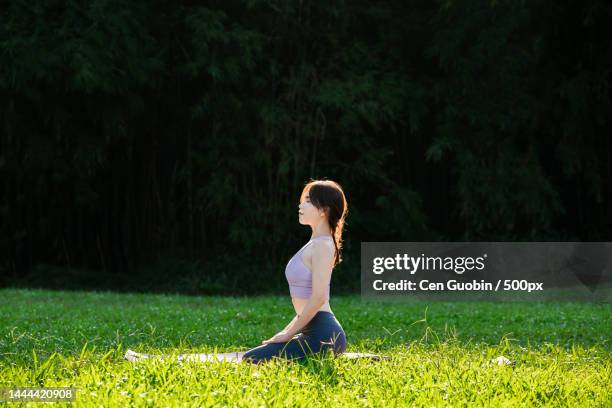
[300,179,348,267]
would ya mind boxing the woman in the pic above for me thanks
[124,179,348,364]
[241,179,348,363]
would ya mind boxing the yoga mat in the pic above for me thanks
[124,350,246,363]
[123,349,386,363]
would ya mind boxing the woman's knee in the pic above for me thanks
[242,349,257,363]
[243,345,275,364]
[243,345,269,364]
[242,342,296,364]
[243,338,309,364]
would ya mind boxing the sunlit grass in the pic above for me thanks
[0,289,610,406]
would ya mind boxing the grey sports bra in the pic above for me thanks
[285,235,334,299]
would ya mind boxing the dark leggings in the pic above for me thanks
[242,311,347,364]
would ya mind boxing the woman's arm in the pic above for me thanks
[283,314,299,332]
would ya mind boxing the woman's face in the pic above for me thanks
[298,193,322,225]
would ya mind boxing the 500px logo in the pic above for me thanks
[372,253,487,275]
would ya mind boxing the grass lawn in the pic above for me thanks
[0,288,610,406]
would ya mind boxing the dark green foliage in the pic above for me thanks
[1,0,610,294]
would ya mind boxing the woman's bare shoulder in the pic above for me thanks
[306,239,335,258]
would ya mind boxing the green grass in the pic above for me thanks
[0,288,610,406]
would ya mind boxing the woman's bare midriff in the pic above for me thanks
[292,297,332,315]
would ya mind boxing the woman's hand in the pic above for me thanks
[262,330,294,344]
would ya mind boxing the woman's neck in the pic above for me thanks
[310,219,332,240]
[311,229,333,240]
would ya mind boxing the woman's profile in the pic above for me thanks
[125,179,348,364]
